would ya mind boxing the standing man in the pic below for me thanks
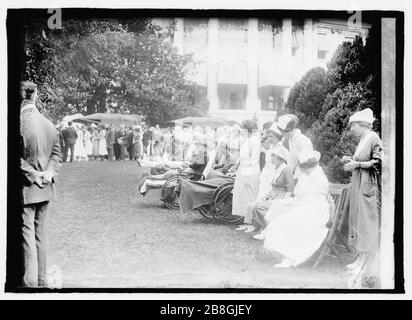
[106,125,115,161]
[113,126,121,160]
[61,121,77,162]
[19,81,62,287]
[142,125,152,158]
[126,127,135,160]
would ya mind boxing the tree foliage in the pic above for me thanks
[284,67,328,130]
[284,32,380,183]
[23,18,205,124]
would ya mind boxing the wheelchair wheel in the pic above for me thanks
[220,214,244,225]
[212,182,234,219]
[197,204,214,221]
[212,181,244,225]
[160,176,180,210]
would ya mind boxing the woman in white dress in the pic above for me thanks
[256,123,284,202]
[74,124,87,161]
[232,120,261,232]
[91,127,100,160]
[98,126,108,160]
[83,127,93,160]
[263,148,330,268]
[276,114,313,172]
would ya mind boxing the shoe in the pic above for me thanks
[244,225,256,233]
[274,259,294,269]
[346,257,362,270]
[253,232,265,240]
[235,225,248,231]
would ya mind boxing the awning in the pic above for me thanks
[165,116,228,129]
[258,63,296,87]
[218,61,248,85]
[72,113,142,127]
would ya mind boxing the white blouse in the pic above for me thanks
[237,134,261,176]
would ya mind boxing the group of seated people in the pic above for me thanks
[136,114,331,269]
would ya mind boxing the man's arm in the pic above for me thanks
[20,158,44,187]
[45,131,62,179]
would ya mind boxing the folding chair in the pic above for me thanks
[312,183,352,269]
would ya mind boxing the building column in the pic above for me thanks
[246,18,261,114]
[207,18,219,113]
[281,18,292,60]
[303,18,315,70]
[173,18,184,54]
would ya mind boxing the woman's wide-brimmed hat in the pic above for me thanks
[266,122,283,140]
[298,148,321,168]
[277,114,299,132]
[348,108,376,125]
[270,144,290,163]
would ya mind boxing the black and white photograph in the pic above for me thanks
[2,1,407,297]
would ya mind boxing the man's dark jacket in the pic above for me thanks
[20,102,62,205]
[61,126,78,145]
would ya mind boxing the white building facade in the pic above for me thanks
[153,17,370,123]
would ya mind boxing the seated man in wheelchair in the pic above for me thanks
[138,141,209,195]
[206,145,239,179]
[177,145,240,216]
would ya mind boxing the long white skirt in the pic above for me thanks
[99,139,108,156]
[74,138,86,158]
[232,173,260,220]
[256,164,276,201]
[263,197,329,265]
[84,139,93,155]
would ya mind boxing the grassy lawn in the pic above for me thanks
[48,160,349,288]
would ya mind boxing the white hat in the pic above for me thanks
[298,148,321,168]
[277,114,299,132]
[270,144,290,163]
[348,108,375,124]
[267,122,283,138]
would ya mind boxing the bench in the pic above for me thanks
[312,183,352,269]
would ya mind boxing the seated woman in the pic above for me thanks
[138,142,209,195]
[246,144,293,238]
[263,148,330,268]
[256,123,285,202]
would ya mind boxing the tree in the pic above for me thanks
[308,80,376,183]
[282,30,380,183]
[23,18,204,124]
[284,67,328,131]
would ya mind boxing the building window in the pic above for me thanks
[218,19,248,44]
[218,84,246,110]
[258,19,282,50]
[259,86,284,111]
[191,85,208,110]
[183,18,208,59]
[317,32,328,60]
[292,19,304,57]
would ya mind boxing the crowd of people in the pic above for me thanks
[19,79,382,289]
[228,110,382,288]
[133,111,382,288]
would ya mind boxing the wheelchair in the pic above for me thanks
[185,172,243,225]
[159,170,204,210]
